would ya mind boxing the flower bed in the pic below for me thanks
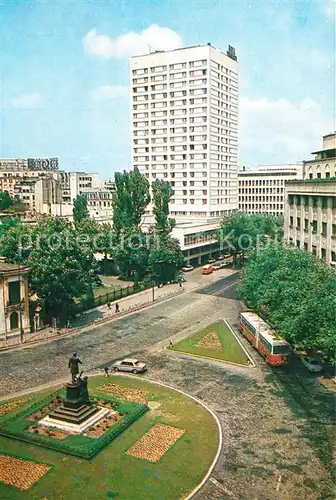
[126,423,185,463]
[98,383,149,402]
[196,331,222,350]
[0,454,51,490]
[0,391,148,459]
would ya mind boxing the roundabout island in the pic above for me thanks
[0,372,220,500]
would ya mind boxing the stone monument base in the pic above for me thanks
[39,406,112,434]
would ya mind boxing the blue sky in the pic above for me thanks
[1,0,335,179]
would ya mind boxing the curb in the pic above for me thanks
[0,289,184,354]
[164,314,255,369]
[0,372,223,499]
[224,319,256,367]
[116,374,223,500]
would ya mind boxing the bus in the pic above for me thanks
[239,311,291,366]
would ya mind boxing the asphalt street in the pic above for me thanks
[0,272,334,500]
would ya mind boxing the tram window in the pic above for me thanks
[242,318,256,335]
[273,344,291,355]
[259,335,272,352]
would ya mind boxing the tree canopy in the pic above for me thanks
[1,217,98,325]
[0,191,14,210]
[237,243,336,364]
[217,212,283,265]
[73,195,89,228]
[112,168,150,232]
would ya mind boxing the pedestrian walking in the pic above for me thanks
[115,302,120,313]
[107,302,111,310]
[169,340,173,348]
[104,366,109,377]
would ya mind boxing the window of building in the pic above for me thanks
[289,216,293,227]
[322,198,328,209]
[304,219,309,231]
[322,222,327,235]
[8,281,21,305]
[312,220,318,233]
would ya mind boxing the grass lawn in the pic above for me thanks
[169,319,250,366]
[0,375,219,500]
[93,285,117,299]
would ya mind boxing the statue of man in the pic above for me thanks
[68,353,82,383]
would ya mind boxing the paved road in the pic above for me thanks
[0,274,241,397]
[1,271,334,499]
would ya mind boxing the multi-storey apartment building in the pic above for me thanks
[85,187,114,222]
[238,164,303,216]
[0,157,59,198]
[284,133,336,267]
[131,44,239,219]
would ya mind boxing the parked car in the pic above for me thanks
[213,263,223,270]
[111,358,147,374]
[202,264,214,275]
[207,258,216,264]
[218,253,231,260]
[300,356,323,373]
[181,265,194,272]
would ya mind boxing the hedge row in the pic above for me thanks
[0,392,148,460]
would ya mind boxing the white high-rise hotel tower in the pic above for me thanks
[131,44,239,218]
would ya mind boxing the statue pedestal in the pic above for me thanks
[47,381,98,426]
[63,382,89,409]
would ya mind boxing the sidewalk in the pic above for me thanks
[0,283,185,351]
[0,268,238,352]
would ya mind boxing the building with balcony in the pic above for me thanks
[284,133,336,267]
[238,164,303,216]
[84,187,114,223]
[0,259,30,340]
[131,43,239,219]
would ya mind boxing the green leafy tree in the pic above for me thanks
[218,212,283,266]
[112,168,150,233]
[152,179,176,235]
[73,195,89,228]
[148,179,183,283]
[0,191,14,210]
[113,228,149,281]
[28,218,97,324]
[0,221,32,263]
[237,243,336,364]
[148,235,184,284]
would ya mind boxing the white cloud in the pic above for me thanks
[91,85,128,100]
[240,97,334,166]
[83,24,183,59]
[11,93,43,109]
[323,0,335,19]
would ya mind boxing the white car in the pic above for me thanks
[111,358,147,374]
[181,265,194,272]
[300,356,323,373]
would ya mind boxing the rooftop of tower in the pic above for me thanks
[131,43,238,61]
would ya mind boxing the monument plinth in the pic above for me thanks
[38,354,109,433]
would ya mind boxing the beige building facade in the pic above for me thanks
[0,260,30,340]
[284,133,336,267]
[238,164,303,216]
